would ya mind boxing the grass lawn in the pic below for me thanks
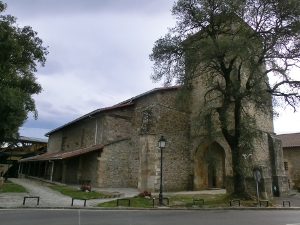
[48,185,111,199]
[0,182,27,193]
[97,193,263,208]
[166,193,257,207]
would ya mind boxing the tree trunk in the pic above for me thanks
[232,99,252,199]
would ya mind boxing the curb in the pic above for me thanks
[1,206,300,210]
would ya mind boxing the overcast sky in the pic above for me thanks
[3,0,299,139]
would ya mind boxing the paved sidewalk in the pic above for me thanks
[273,189,300,207]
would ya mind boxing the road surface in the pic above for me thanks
[1,209,300,225]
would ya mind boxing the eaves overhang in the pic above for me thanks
[19,145,104,162]
[277,132,300,148]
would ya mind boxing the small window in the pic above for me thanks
[284,162,288,171]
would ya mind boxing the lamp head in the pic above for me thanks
[158,136,167,148]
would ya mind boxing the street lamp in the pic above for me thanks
[158,136,167,205]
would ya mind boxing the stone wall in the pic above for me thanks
[102,109,132,143]
[52,161,62,182]
[187,51,276,194]
[94,88,191,191]
[192,136,232,190]
[97,139,135,188]
[155,105,191,191]
[81,151,100,187]
[47,131,62,154]
[138,135,157,191]
[268,134,289,197]
[45,85,285,194]
[65,157,79,184]
[133,89,191,191]
[283,146,300,188]
[61,118,97,150]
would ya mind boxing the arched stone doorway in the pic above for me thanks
[194,141,226,189]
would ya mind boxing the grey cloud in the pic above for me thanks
[2,0,295,140]
[23,117,60,130]
[37,58,65,75]
[4,0,174,18]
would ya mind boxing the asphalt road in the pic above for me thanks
[1,209,300,225]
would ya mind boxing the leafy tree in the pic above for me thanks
[150,0,300,196]
[0,2,48,145]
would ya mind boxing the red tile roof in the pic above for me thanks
[277,133,300,148]
[19,145,104,162]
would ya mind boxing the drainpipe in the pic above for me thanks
[89,115,98,146]
[49,160,54,182]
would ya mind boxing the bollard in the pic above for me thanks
[71,198,87,206]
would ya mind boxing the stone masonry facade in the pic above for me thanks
[44,88,191,192]
[32,82,288,199]
[283,146,300,188]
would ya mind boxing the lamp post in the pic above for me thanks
[158,136,167,205]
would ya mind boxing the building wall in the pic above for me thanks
[65,157,79,184]
[50,89,189,191]
[97,140,135,188]
[45,86,287,196]
[81,152,100,187]
[185,36,282,196]
[95,107,136,188]
[61,118,97,150]
[154,103,191,191]
[53,161,62,182]
[46,89,192,191]
[47,131,62,154]
[131,89,191,191]
[283,147,300,188]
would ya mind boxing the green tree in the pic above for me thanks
[150,0,300,196]
[0,2,48,145]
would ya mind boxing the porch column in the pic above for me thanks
[61,160,67,184]
[38,162,41,178]
[27,163,31,176]
[77,156,83,184]
[49,161,54,181]
[44,162,48,179]
[33,162,37,177]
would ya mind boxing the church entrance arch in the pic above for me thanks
[194,141,226,189]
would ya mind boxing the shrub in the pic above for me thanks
[80,184,92,192]
[139,190,151,197]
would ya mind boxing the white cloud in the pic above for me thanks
[274,109,300,134]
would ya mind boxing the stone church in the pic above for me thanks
[19,84,288,197]
[19,28,289,198]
